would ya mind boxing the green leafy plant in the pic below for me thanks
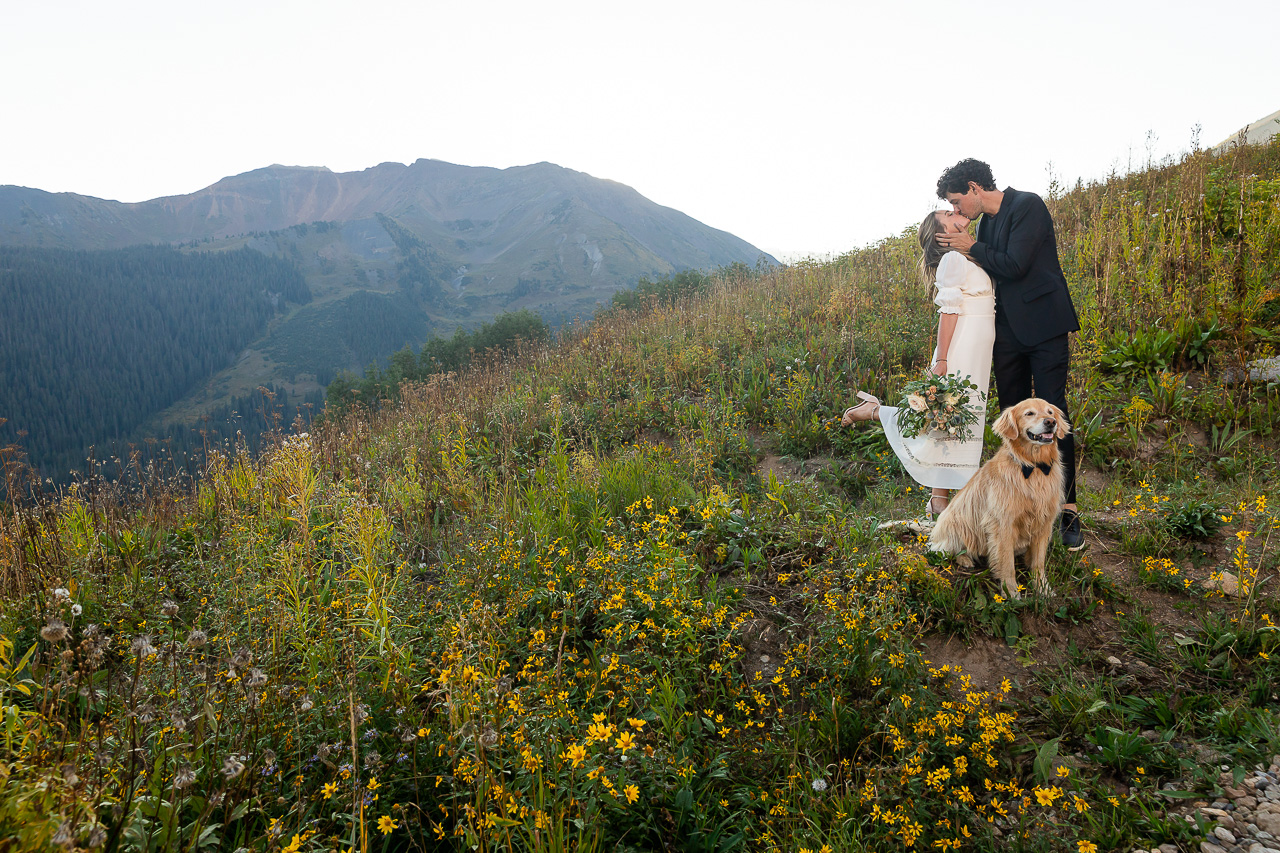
[1100,328,1178,375]
[1163,498,1222,539]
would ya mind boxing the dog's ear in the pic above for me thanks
[993,406,1020,442]
[1055,412,1071,440]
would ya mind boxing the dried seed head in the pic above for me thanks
[231,647,253,668]
[299,696,314,712]
[41,619,69,643]
[87,826,106,848]
[186,629,208,649]
[174,763,197,789]
[362,751,382,769]
[221,756,245,779]
[132,634,157,658]
[479,724,498,748]
[161,600,179,618]
[53,587,71,603]
[246,667,267,688]
[51,820,74,848]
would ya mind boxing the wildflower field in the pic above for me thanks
[2,140,1280,853]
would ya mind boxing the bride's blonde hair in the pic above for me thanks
[917,211,948,294]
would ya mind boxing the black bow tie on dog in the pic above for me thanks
[1021,462,1053,479]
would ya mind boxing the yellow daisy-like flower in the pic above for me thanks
[1033,786,1060,806]
[321,781,338,799]
[628,718,647,730]
[377,815,398,835]
[624,784,639,804]
[615,732,636,753]
[1077,841,1097,853]
[565,743,587,769]
[1055,766,1070,778]
[367,776,381,791]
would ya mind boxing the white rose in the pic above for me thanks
[907,394,929,412]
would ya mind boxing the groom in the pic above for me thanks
[933,158,1084,550]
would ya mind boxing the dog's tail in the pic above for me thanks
[927,507,963,554]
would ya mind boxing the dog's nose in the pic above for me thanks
[1042,418,1056,430]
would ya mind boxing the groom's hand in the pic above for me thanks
[936,230,975,254]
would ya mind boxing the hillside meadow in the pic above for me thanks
[2,140,1279,852]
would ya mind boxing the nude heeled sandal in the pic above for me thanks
[841,391,881,425]
[925,496,948,522]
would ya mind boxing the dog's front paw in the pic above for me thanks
[954,553,975,569]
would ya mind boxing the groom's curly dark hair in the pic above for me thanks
[936,159,996,198]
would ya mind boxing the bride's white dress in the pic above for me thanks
[879,251,995,490]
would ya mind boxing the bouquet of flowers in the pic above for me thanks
[895,371,985,440]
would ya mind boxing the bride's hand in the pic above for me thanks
[930,358,947,376]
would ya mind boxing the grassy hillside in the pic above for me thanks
[1,139,1278,852]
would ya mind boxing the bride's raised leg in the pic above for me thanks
[841,391,881,426]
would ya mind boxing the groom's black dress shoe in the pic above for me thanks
[1059,509,1085,551]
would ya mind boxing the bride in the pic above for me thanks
[841,209,995,521]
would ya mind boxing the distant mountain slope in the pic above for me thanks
[0,159,775,280]
[1213,107,1280,152]
[1,159,775,396]
[0,245,310,479]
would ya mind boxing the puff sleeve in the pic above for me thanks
[933,251,965,314]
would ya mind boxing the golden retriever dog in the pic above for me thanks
[928,398,1070,598]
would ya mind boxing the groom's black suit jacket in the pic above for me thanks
[970,187,1080,346]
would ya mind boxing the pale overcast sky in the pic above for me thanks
[3,0,1276,261]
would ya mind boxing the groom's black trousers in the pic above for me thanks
[991,314,1077,505]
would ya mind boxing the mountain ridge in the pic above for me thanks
[0,160,774,270]
[0,159,776,470]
